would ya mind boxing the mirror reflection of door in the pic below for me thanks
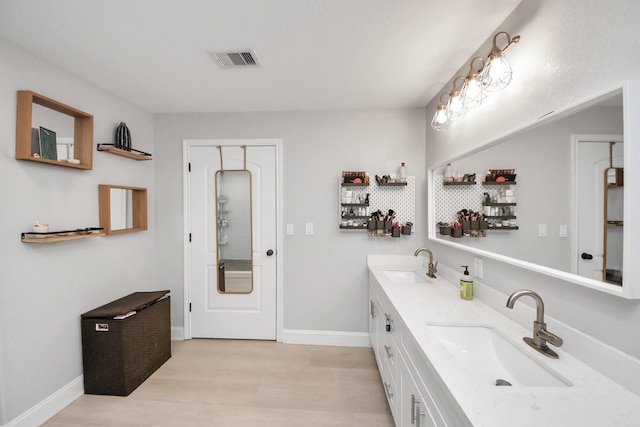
[604,164,624,285]
[110,188,133,231]
[576,137,623,285]
[215,170,253,293]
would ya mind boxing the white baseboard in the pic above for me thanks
[171,326,185,341]
[281,329,371,348]
[4,376,83,427]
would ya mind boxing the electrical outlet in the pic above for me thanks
[474,257,484,279]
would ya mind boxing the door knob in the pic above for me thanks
[581,252,593,260]
[266,249,274,256]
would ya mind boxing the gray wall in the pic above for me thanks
[154,110,426,333]
[425,0,640,359]
[0,37,157,423]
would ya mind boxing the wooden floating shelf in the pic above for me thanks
[22,231,105,244]
[443,181,476,186]
[97,144,152,161]
[483,202,517,207]
[341,182,369,187]
[378,182,408,186]
[483,181,517,185]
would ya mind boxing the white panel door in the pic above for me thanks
[187,142,277,339]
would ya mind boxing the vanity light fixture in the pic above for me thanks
[446,76,467,121]
[459,57,486,109]
[480,32,520,92]
[430,31,520,131]
[431,92,451,131]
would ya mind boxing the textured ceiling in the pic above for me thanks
[0,0,522,113]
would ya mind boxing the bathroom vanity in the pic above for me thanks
[367,255,640,427]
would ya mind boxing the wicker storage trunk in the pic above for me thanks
[81,290,171,396]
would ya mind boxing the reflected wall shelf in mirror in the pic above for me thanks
[21,227,105,244]
[99,185,148,235]
[16,91,93,169]
[97,143,153,161]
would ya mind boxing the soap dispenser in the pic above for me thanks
[460,266,473,300]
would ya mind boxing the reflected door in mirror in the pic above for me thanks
[215,170,253,294]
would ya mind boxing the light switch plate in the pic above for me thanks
[305,222,314,235]
[286,224,294,235]
[538,223,547,237]
[559,224,568,238]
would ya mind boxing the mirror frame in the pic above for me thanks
[428,81,640,299]
[99,184,148,235]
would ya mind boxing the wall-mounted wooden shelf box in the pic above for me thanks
[16,91,93,169]
[99,185,148,235]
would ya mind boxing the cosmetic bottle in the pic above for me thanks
[444,163,453,182]
[399,162,407,181]
[460,265,473,300]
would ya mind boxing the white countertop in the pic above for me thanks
[368,255,640,427]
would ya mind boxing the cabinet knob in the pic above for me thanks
[266,249,274,256]
[581,252,593,260]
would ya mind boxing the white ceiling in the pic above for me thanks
[0,0,522,114]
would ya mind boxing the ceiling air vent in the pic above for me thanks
[213,50,261,68]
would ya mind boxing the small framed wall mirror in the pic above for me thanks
[99,185,148,235]
[215,170,253,294]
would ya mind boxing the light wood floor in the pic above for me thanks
[44,339,394,427]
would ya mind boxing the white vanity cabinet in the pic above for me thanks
[369,277,472,427]
[369,285,400,425]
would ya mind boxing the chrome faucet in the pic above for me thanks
[414,248,438,278]
[506,289,563,359]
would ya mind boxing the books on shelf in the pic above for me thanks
[39,126,57,160]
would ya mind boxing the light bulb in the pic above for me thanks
[435,109,448,124]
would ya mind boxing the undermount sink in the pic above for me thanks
[428,323,571,387]
[383,270,429,284]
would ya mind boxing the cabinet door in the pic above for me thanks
[400,356,442,427]
[369,288,378,351]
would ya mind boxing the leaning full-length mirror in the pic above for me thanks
[215,170,253,293]
[429,81,639,299]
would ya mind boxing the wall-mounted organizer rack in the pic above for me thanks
[96,143,153,161]
[434,174,518,233]
[339,171,415,237]
[21,227,105,244]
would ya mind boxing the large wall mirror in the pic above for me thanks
[215,170,253,294]
[428,81,640,299]
[98,185,148,235]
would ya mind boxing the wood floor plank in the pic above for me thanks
[43,340,394,427]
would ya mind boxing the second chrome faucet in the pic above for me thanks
[506,289,563,358]
[414,248,438,278]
